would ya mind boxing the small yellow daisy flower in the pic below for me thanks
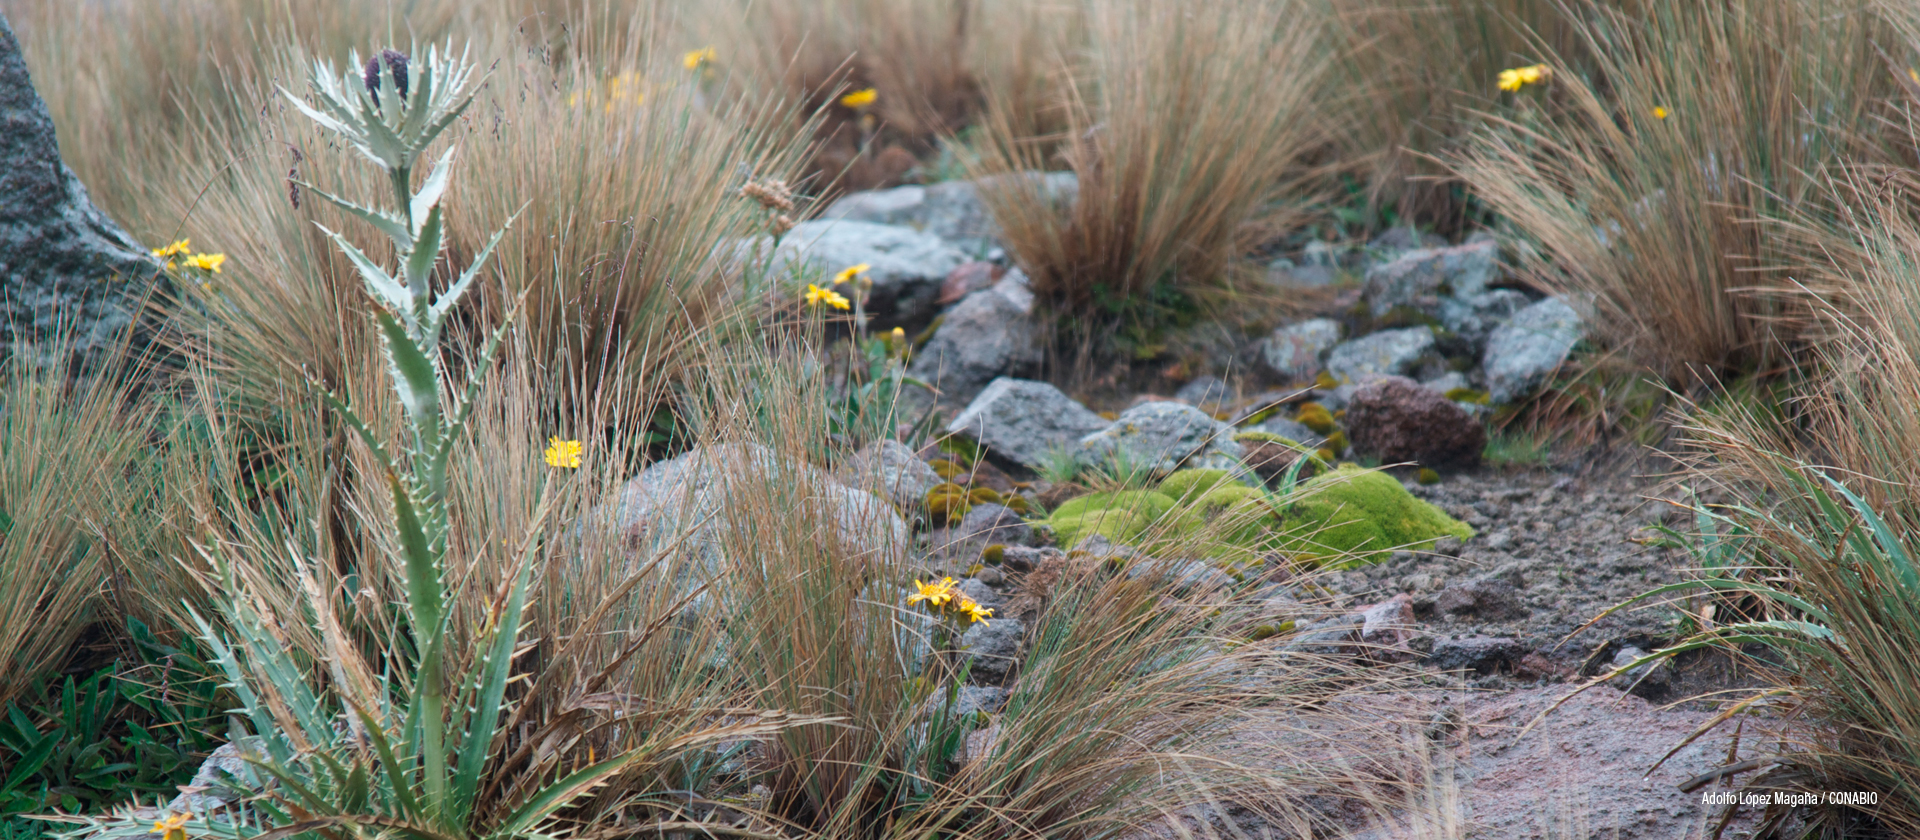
[958,598,993,624]
[152,812,190,840]
[831,263,870,285]
[1497,64,1550,92]
[805,283,851,310]
[909,577,958,608]
[152,239,191,259]
[683,47,716,70]
[839,87,878,108]
[1652,106,1669,120]
[544,437,583,469]
[182,253,226,273]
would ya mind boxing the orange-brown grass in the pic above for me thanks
[969,0,1329,364]
[681,0,1073,194]
[1315,0,1596,234]
[1449,0,1893,381]
[0,345,157,705]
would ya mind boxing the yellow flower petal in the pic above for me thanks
[544,437,583,469]
[1652,106,1669,120]
[805,283,851,310]
[684,47,715,70]
[831,262,870,285]
[839,87,878,108]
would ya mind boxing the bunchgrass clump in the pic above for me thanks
[969,0,1329,361]
[1450,0,1894,380]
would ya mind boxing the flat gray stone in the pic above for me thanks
[1483,297,1584,403]
[836,439,942,512]
[1077,401,1241,474]
[752,219,966,326]
[617,443,910,583]
[1363,240,1498,318]
[820,172,1077,256]
[1260,318,1342,382]
[946,378,1108,471]
[908,271,1041,404]
[960,616,1024,684]
[1438,288,1531,349]
[1325,326,1436,383]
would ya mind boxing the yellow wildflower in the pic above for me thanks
[544,437,583,469]
[182,253,226,273]
[958,598,993,624]
[831,263,870,285]
[684,47,716,70]
[909,577,958,608]
[805,283,851,310]
[152,813,190,840]
[1651,106,1669,120]
[839,87,878,108]
[152,239,190,259]
[1496,63,1550,92]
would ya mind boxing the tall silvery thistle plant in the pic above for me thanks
[65,46,646,840]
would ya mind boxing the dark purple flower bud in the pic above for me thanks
[363,49,411,105]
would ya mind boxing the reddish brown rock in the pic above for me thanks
[1344,375,1484,468]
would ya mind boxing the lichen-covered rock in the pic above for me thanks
[1343,375,1485,469]
[1276,464,1474,564]
[1076,401,1242,474]
[1325,326,1436,383]
[1174,374,1232,407]
[0,14,163,361]
[1260,318,1342,382]
[946,377,1109,471]
[956,502,1032,545]
[617,443,910,580]
[837,439,943,512]
[819,171,1078,256]
[961,616,1025,684]
[1484,297,1585,404]
[1362,240,1496,318]
[752,219,966,326]
[908,271,1041,404]
[1438,288,1531,350]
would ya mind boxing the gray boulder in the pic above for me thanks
[1077,401,1241,474]
[1483,297,1584,403]
[1259,318,1341,382]
[1438,288,1531,350]
[947,378,1109,471]
[821,172,1078,256]
[908,271,1041,404]
[0,14,162,361]
[837,439,942,513]
[960,616,1025,684]
[1325,326,1436,382]
[755,220,966,326]
[1363,240,1497,319]
[617,443,910,580]
[956,502,1032,546]
[1174,374,1232,407]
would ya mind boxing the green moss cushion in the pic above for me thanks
[1157,468,1236,501]
[1276,464,1473,564]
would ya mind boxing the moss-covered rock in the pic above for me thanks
[967,486,1005,505]
[1296,402,1336,434]
[1276,464,1472,564]
[1158,468,1236,501]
